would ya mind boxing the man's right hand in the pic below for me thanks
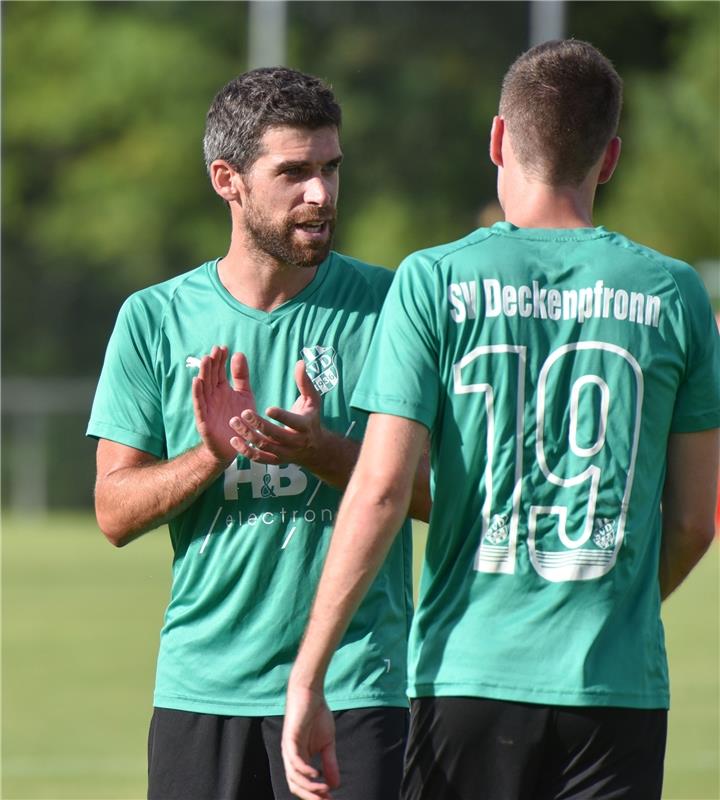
[192,345,257,463]
[282,683,339,800]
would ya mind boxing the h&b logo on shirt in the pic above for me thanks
[224,460,308,500]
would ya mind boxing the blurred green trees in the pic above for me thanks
[601,1,720,268]
[2,1,718,380]
[2,2,242,375]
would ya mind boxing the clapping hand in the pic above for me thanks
[228,359,326,468]
[192,346,257,463]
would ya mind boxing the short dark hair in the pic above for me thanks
[499,39,623,185]
[203,67,342,174]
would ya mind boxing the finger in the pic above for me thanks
[320,741,340,790]
[241,409,302,444]
[192,377,206,422]
[217,345,229,387]
[288,751,321,782]
[231,352,253,394]
[230,415,276,448]
[198,353,212,384]
[295,359,321,402]
[287,781,333,800]
[208,345,223,388]
[286,777,332,800]
[229,436,279,463]
[228,418,281,463]
[265,406,310,433]
[286,754,333,800]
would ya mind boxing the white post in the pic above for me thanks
[529,0,566,47]
[248,1,288,70]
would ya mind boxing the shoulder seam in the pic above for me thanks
[153,264,211,367]
[419,229,496,273]
[604,236,693,368]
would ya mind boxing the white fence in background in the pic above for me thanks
[2,378,97,512]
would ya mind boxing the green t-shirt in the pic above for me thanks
[88,254,412,715]
[353,223,720,709]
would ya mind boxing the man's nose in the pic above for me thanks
[303,175,333,206]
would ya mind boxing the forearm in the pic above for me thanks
[659,518,715,600]
[302,428,431,522]
[660,429,719,600]
[289,476,410,692]
[95,444,229,547]
[290,412,425,692]
[299,428,361,492]
[409,451,431,522]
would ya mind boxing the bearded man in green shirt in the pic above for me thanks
[88,67,429,800]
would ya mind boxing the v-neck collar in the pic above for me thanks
[206,254,333,323]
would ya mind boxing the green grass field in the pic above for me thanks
[2,513,718,799]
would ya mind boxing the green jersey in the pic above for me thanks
[88,254,412,716]
[353,223,720,709]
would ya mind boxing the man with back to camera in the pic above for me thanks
[282,40,720,800]
[87,67,430,800]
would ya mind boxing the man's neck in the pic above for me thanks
[500,171,598,229]
[217,234,319,313]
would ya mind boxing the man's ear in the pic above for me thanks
[209,160,243,203]
[489,116,505,168]
[598,137,622,185]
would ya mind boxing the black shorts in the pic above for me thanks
[147,705,408,800]
[401,697,667,800]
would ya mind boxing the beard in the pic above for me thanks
[244,200,336,269]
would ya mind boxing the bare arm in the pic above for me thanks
[282,413,428,800]
[94,440,228,547]
[660,428,719,600]
[94,346,255,547]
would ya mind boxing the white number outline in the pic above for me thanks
[453,341,644,582]
[453,345,527,574]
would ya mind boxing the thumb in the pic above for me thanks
[320,739,340,790]
[295,359,320,402]
[231,352,253,394]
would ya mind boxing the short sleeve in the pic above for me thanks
[671,269,720,433]
[86,293,166,457]
[351,253,440,430]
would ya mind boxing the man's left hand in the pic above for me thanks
[228,359,326,466]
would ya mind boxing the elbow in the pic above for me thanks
[96,515,132,548]
[687,519,716,555]
[408,494,432,524]
[94,502,135,548]
[94,479,142,547]
[671,514,716,557]
[355,479,413,530]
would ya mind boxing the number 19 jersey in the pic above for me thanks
[353,223,720,709]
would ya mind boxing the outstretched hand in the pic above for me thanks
[282,684,339,800]
[192,346,257,463]
[228,359,326,468]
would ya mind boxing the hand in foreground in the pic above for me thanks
[192,346,257,463]
[282,684,339,800]
[228,359,325,467]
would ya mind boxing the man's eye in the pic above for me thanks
[283,167,304,178]
[322,163,340,175]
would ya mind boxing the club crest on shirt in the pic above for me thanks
[301,345,338,396]
[592,518,617,549]
[484,514,509,545]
